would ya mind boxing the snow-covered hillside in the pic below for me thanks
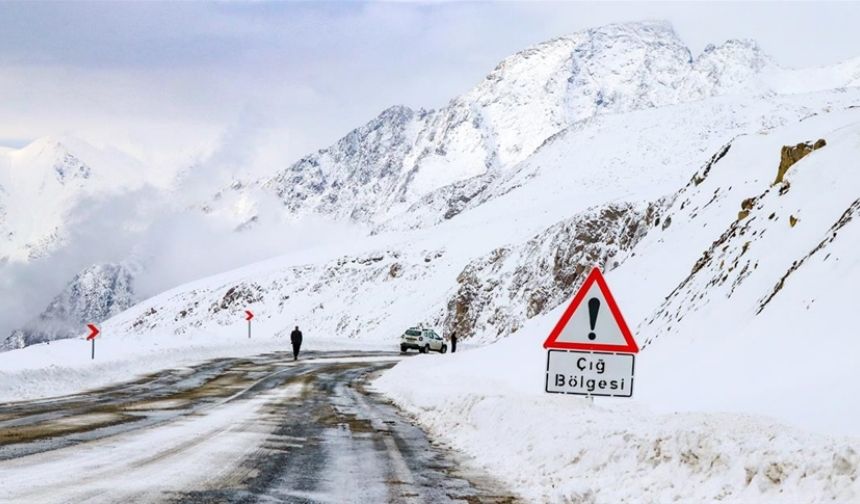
[373,106,860,502]
[95,90,860,352]
[4,19,859,362]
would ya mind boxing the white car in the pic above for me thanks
[400,327,447,354]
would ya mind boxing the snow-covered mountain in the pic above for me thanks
[3,18,860,393]
[0,137,149,263]
[2,262,137,350]
[210,21,859,229]
[6,21,860,354]
[100,93,860,348]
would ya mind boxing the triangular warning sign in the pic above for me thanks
[543,267,639,353]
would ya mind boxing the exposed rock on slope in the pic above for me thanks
[264,105,425,222]
[757,197,860,314]
[446,201,667,340]
[635,111,860,349]
[775,138,826,184]
[115,249,451,342]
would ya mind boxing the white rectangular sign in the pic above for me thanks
[545,350,634,397]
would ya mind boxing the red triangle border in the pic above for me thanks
[543,266,639,353]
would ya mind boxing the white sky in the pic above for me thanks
[1,1,859,173]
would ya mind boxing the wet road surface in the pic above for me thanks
[0,351,517,503]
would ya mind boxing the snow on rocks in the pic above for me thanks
[3,262,139,350]
[444,200,667,341]
[616,107,860,437]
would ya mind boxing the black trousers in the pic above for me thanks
[292,343,301,360]
[452,341,457,353]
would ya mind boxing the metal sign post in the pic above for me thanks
[86,324,100,360]
[245,310,254,338]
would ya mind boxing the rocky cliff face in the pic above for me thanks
[444,201,667,340]
[3,263,137,350]
[263,105,427,222]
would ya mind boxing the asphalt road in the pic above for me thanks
[0,350,516,503]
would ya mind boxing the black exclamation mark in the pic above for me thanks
[587,298,600,340]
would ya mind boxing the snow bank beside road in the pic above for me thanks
[374,321,860,503]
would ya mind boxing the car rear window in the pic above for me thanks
[405,329,421,336]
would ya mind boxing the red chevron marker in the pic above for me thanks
[86,324,100,360]
[245,310,254,339]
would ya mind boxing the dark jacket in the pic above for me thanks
[291,329,303,346]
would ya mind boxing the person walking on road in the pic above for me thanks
[290,326,303,361]
[450,331,458,353]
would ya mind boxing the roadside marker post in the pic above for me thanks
[86,324,100,360]
[245,310,254,339]
[542,267,639,399]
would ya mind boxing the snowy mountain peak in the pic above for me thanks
[0,136,150,263]
[18,135,66,154]
[5,136,97,186]
[375,105,417,125]
[0,137,89,190]
[705,38,773,72]
[462,20,694,152]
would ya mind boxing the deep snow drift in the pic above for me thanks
[374,323,860,503]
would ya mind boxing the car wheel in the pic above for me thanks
[440,345,447,354]
[400,345,407,353]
